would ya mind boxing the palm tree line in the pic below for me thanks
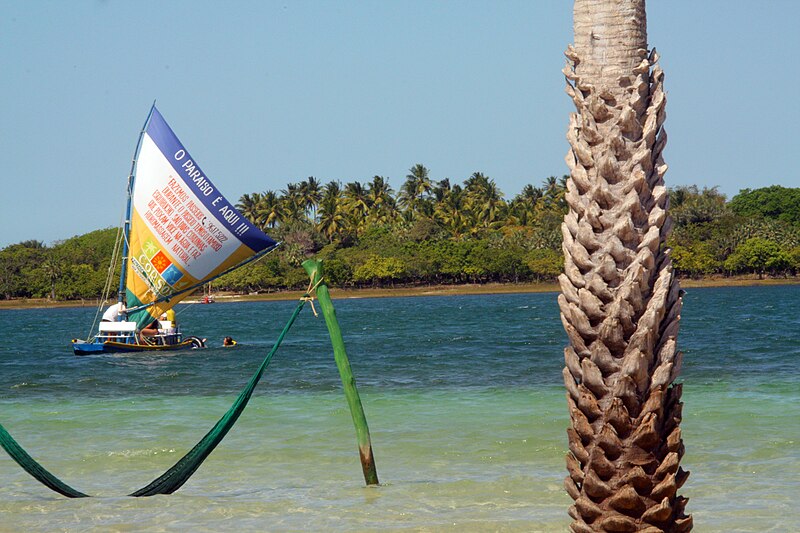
[235,165,568,243]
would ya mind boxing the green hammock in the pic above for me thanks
[0,423,88,498]
[0,299,306,498]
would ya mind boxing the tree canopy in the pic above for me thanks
[1,180,798,300]
[727,185,800,225]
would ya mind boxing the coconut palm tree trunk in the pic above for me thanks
[560,1,692,531]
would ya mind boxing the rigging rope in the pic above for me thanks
[87,205,127,340]
[0,297,307,498]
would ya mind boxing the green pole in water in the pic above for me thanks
[302,259,379,486]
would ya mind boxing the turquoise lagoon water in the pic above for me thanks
[0,286,798,531]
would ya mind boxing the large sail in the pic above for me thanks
[124,107,276,328]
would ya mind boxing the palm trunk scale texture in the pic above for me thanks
[559,1,692,531]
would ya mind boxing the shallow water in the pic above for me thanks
[1,286,798,531]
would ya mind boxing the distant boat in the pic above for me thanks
[72,106,278,355]
[201,283,215,304]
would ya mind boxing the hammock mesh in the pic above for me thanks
[0,299,306,498]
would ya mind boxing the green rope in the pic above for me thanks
[130,298,306,496]
[0,298,306,498]
[0,423,88,498]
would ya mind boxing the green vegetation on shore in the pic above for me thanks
[2,172,799,303]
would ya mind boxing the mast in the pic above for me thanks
[117,104,157,304]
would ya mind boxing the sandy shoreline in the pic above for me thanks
[0,276,797,311]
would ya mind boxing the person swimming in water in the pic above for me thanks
[223,336,237,347]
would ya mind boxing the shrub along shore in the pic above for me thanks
[0,275,796,311]
[2,179,798,305]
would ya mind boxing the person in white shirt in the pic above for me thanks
[102,301,126,322]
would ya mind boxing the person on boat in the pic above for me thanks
[166,308,176,326]
[223,336,237,347]
[101,301,126,322]
[157,312,175,337]
[139,319,159,343]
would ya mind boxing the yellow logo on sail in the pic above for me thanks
[131,239,187,298]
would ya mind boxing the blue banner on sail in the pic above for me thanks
[144,108,276,252]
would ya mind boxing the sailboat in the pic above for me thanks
[72,106,278,355]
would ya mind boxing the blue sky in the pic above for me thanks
[1,1,799,248]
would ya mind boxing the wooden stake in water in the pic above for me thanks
[302,259,379,486]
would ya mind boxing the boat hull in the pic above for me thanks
[72,338,201,356]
